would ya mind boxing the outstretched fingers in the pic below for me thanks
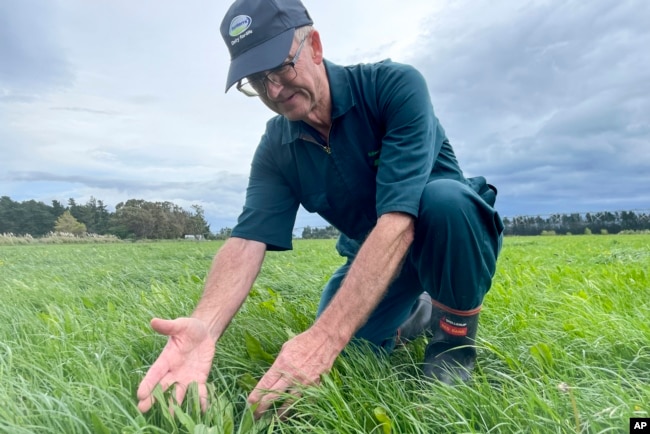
[136,360,172,411]
[248,369,288,419]
[198,382,209,413]
[137,370,179,412]
[138,377,204,415]
[137,317,200,413]
[276,387,302,421]
[248,367,318,419]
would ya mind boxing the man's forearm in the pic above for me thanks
[314,212,415,350]
[191,237,267,342]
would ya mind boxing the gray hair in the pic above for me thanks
[293,25,313,42]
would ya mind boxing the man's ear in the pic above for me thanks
[309,30,324,64]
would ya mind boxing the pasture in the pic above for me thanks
[0,235,648,433]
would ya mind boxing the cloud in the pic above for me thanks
[4,170,248,196]
[127,95,160,105]
[1,0,648,232]
[49,107,119,116]
[410,0,650,216]
[0,0,74,97]
[417,1,649,123]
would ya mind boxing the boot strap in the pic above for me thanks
[431,299,482,316]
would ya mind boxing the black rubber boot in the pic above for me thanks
[396,292,432,344]
[423,301,481,384]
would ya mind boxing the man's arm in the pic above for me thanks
[248,212,414,417]
[315,212,414,346]
[137,237,266,412]
[192,236,267,339]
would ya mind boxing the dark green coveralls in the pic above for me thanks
[231,59,503,350]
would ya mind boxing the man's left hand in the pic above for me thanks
[247,325,341,419]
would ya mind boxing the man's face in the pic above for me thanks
[255,34,323,121]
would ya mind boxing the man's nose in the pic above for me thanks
[265,80,284,99]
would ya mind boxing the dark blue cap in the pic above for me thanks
[220,0,313,92]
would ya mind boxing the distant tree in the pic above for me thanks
[113,200,156,238]
[68,198,80,220]
[621,211,639,231]
[110,199,211,239]
[55,211,87,235]
[0,197,56,236]
[0,196,19,234]
[189,204,211,237]
[215,227,232,240]
[78,197,111,234]
[51,200,66,219]
[302,225,339,239]
[20,200,57,236]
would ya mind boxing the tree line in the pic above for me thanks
[0,196,210,240]
[2,195,648,240]
[301,225,340,239]
[300,211,650,239]
[503,210,650,236]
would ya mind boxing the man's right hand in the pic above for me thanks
[136,317,216,413]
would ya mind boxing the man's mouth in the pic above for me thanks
[278,92,297,105]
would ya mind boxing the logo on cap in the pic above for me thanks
[229,15,252,37]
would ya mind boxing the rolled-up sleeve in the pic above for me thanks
[231,134,299,251]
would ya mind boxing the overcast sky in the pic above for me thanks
[1,0,648,232]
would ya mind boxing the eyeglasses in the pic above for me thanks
[237,35,308,97]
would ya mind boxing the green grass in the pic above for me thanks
[0,236,648,433]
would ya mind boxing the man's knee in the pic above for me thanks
[418,179,476,224]
[415,178,502,253]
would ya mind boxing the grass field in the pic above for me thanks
[0,235,648,433]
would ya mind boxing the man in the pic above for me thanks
[137,0,503,419]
